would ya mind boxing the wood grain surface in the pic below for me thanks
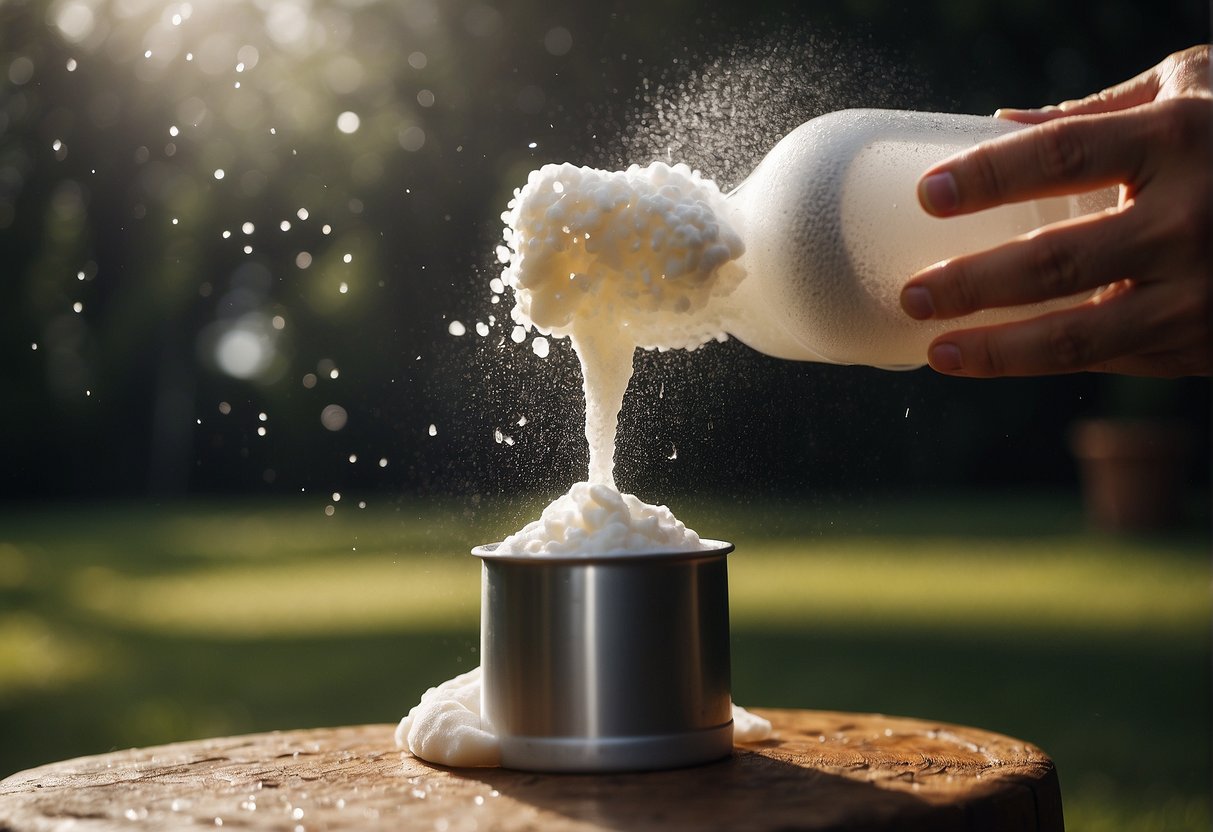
[0,709,1063,831]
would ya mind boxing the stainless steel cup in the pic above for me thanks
[473,541,734,772]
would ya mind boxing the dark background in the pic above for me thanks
[1,0,1209,508]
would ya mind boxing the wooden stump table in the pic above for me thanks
[0,709,1063,831]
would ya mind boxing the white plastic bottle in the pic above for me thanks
[720,109,1117,369]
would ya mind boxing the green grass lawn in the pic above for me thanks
[0,493,1208,830]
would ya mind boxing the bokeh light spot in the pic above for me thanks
[215,326,272,379]
[8,57,34,85]
[544,26,573,56]
[398,125,425,152]
[320,404,348,431]
[53,3,95,43]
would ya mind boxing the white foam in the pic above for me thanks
[501,161,743,350]
[395,666,770,766]
[395,667,499,767]
[497,481,703,556]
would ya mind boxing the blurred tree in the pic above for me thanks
[0,0,1206,501]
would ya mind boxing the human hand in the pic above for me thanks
[900,44,1211,378]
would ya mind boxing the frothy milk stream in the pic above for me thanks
[397,160,770,766]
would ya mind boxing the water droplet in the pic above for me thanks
[214,169,224,180]
[72,301,83,313]
[338,282,349,294]
[332,492,341,502]
[493,428,503,444]
[324,505,335,517]
[475,322,489,337]
[378,458,388,468]
[242,222,254,235]
[428,424,437,437]
[292,807,304,820]
[531,336,549,358]
[510,326,526,344]
[336,111,360,134]
[257,426,267,437]
[342,253,352,263]
[527,141,537,149]
[448,320,466,337]
[297,208,309,221]
[296,252,313,269]
[348,454,358,463]
[279,220,291,231]
[329,368,339,380]
[30,342,37,350]
[259,412,268,422]
[218,401,231,414]
[66,58,77,71]
[357,501,366,509]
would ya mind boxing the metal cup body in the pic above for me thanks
[474,542,734,772]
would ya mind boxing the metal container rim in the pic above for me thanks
[471,540,733,564]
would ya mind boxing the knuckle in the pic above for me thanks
[975,337,1006,376]
[966,146,1011,203]
[1152,98,1205,150]
[944,259,983,314]
[1035,121,1088,181]
[1030,239,1083,299]
[1046,320,1093,369]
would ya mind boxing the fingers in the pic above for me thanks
[994,62,1163,123]
[923,280,1210,377]
[901,208,1138,319]
[918,109,1154,217]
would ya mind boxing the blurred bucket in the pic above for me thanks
[473,541,734,772]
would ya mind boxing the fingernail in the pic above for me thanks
[901,286,935,319]
[919,171,958,215]
[929,343,963,372]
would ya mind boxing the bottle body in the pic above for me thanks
[722,109,1116,369]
